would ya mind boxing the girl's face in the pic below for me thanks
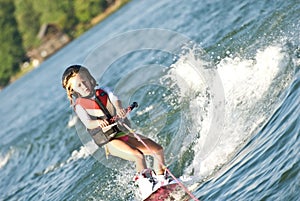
[68,73,93,97]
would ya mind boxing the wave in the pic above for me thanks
[0,149,13,169]
[39,144,92,175]
[67,115,78,128]
[167,44,295,182]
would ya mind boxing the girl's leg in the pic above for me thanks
[106,139,147,172]
[127,134,166,175]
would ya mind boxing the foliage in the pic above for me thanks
[14,0,41,49]
[31,0,75,30]
[0,0,126,88]
[74,0,108,23]
[0,0,25,87]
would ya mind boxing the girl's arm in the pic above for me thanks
[113,99,126,116]
[75,104,109,129]
[105,88,127,118]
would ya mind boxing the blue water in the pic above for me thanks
[1,0,299,200]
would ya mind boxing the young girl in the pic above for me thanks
[62,65,170,195]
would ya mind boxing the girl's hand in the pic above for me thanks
[117,108,127,118]
[98,119,110,128]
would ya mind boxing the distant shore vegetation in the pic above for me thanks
[0,0,130,89]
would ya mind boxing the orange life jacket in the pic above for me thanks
[75,88,119,146]
[76,88,108,110]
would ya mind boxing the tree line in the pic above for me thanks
[0,0,118,88]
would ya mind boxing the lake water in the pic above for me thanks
[0,0,299,200]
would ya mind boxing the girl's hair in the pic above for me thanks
[62,65,97,104]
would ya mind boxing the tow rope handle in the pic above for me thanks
[127,102,139,112]
[109,102,138,123]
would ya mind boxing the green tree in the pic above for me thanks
[74,0,108,23]
[72,0,109,37]
[31,0,75,30]
[14,0,41,49]
[0,0,25,87]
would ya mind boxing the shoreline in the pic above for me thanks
[6,0,131,89]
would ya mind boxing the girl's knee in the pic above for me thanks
[147,139,164,153]
[155,144,164,153]
[133,149,145,161]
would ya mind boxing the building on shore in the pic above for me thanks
[26,24,70,67]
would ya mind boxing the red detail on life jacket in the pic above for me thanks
[76,88,108,110]
[95,89,108,106]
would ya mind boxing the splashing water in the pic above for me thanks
[167,45,293,182]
